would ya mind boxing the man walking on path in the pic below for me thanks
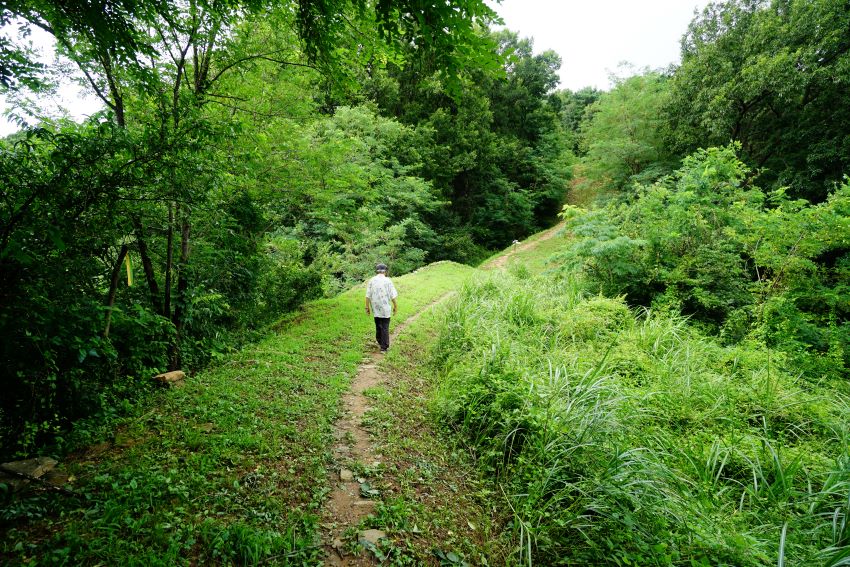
[365,263,398,353]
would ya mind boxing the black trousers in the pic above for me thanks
[374,317,391,351]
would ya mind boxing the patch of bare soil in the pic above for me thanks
[321,294,456,565]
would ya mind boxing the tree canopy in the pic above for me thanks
[0,1,562,458]
[666,0,850,200]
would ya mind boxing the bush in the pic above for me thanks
[556,145,850,377]
[257,238,323,319]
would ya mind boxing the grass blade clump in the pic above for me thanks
[431,270,850,565]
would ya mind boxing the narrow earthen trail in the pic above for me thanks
[321,293,456,565]
[320,224,564,564]
[483,222,564,270]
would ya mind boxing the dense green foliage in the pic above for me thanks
[364,29,571,251]
[0,1,566,459]
[559,145,850,379]
[556,0,850,393]
[433,268,850,564]
[573,72,674,193]
[568,0,850,205]
[666,0,850,201]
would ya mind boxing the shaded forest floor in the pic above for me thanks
[1,226,565,566]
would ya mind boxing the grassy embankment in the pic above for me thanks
[426,231,850,565]
[1,262,473,565]
[9,221,846,566]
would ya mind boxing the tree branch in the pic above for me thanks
[207,50,317,86]
[205,98,306,118]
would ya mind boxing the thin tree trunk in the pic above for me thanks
[169,211,191,370]
[131,215,162,314]
[104,245,129,338]
[164,202,174,317]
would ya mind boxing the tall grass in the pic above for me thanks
[431,271,850,565]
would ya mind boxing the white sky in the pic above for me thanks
[490,0,712,91]
[0,0,712,135]
[0,25,105,136]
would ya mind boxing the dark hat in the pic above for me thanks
[375,263,388,273]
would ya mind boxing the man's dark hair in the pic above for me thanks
[375,263,388,273]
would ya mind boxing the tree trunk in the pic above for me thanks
[104,244,129,338]
[131,215,162,314]
[164,202,174,318]
[168,211,191,371]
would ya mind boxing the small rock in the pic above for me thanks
[42,470,70,487]
[358,529,386,545]
[332,538,344,549]
[0,472,27,492]
[339,468,354,481]
[153,370,185,386]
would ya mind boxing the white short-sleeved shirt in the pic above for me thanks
[366,274,398,318]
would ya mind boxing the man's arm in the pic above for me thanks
[365,296,371,314]
[391,298,397,315]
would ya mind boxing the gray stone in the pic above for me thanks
[154,370,185,382]
[339,468,354,481]
[0,472,27,492]
[153,370,185,386]
[42,470,70,487]
[358,529,386,545]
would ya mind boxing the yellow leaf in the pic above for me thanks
[125,254,134,287]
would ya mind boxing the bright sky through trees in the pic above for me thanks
[0,0,711,135]
[0,23,105,136]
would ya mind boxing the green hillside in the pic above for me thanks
[2,0,850,565]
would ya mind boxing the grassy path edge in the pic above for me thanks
[1,262,475,565]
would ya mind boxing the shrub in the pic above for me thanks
[556,146,850,377]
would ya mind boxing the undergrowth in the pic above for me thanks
[0,261,473,566]
[432,268,850,565]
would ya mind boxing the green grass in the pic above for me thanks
[429,269,850,565]
[0,261,474,566]
[495,224,569,275]
[10,218,843,566]
[351,299,511,565]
